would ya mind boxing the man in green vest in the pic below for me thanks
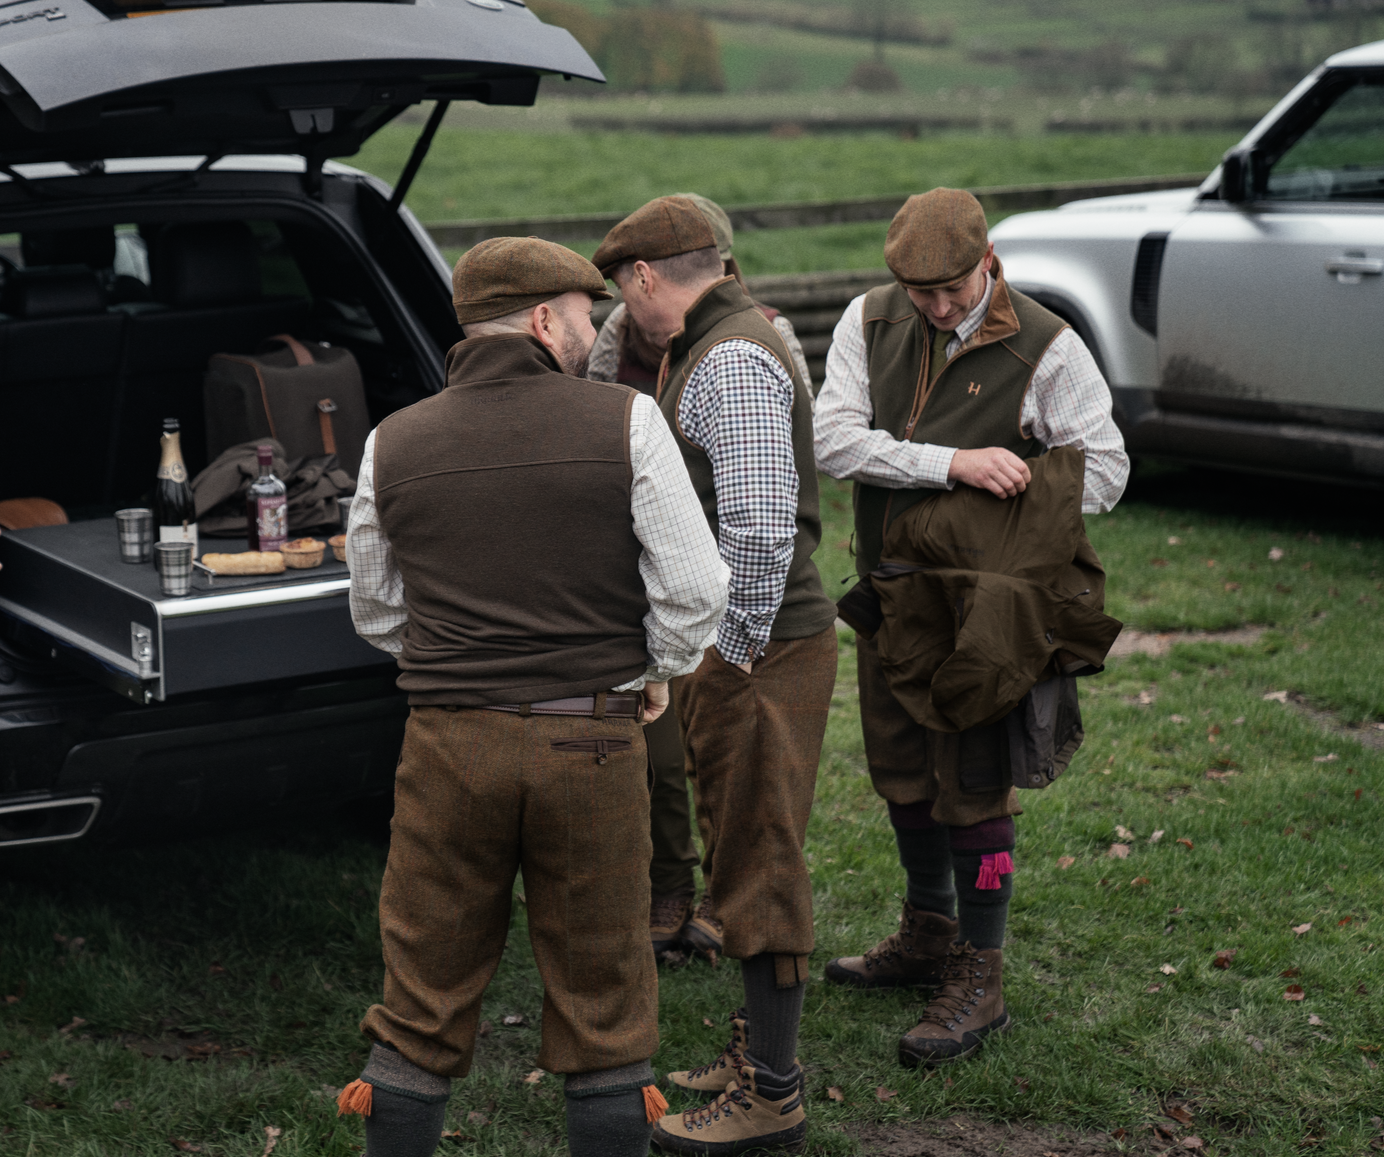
[593,196,840,1155]
[814,188,1129,1067]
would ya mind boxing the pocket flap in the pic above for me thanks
[549,738,634,755]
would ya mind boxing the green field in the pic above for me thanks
[2,463,1382,1156]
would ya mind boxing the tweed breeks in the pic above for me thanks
[671,627,837,962]
[361,706,658,1078]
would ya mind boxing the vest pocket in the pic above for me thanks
[550,737,634,766]
[955,721,1010,794]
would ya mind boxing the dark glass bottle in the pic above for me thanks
[245,444,288,551]
[154,417,198,557]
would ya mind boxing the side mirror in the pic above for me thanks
[1220,147,1266,203]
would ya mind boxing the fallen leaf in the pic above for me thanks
[1269,547,1284,561]
[170,1142,203,1153]
[1340,916,1354,926]
[1180,1137,1204,1150]
[1108,843,1131,859]
[1313,754,1339,763]
[1276,583,1294,594]
[3,995,18,1005]
[501,1014,526,1027]
[1169,906,1186,915]
[467,1111,490,1126]
[1113,1127,1128,1141]
[1153,1124,1176,1141]
[1057,855,1076,869]
[48,1073,76,1089]
[943,1077,954,1088]
[1165,1105,1194,1125]
[826,1086,844,1102]
[1149,830,1165,844]
[1131,876,1150,886]
[440,1129,467,1139]
[1205,558,1217,568]
[1283,826,1296,836]
[1168,536,1183,546]
[1359,984,1370,995]
[1169,714,1188,723]
[1213,949,1238,969]
[208,963,226,977]
[477,1020,492,1038]
[1204,769,1238,780]
[703,1018,715,1027]
[1151,558,1168,568]
[1263,689,1290,703]
[1224,581,1241,592]
[1116,824,1136,840]
[260,1125,283,1157]
[1177,838,1195,850]
[1043,1012,1055,1021]
[1160,964,1178,975]
[111,1100,134,1112]
[58,1017,87,1035]
[1308,1014,1324,1026]
[1359,1044,1382,1053]
[1247,1035,1265,1052]
[1233,715,1245,724]
[1138,690,1155,705]
[875,1086,897,1102]
[522,1069,543,1084]
[1356,788,1365,801]
[1147,984,1163,993]
[1015,1077,1030,1092]
[1284,984,1306,1001]
[1292,923,1312,936]
[1281,967,1301,977]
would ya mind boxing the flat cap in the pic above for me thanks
[676,192,734,261]
[592,195,718,278]
[884,188,989,289]
[452,236,611,326]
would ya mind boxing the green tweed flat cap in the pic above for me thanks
[884,188,989,289]
[592,195,718,278]
[452,236,611,326]
[675,192,734,261]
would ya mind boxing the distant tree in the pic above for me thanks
[852,0,913,63]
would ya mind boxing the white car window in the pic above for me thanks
[1266,81,1384,202]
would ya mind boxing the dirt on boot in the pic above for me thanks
[668,1008,748,1093]
[652,891,695,955]
[824,903,957,989]
[652,1064,806,1155]
[898,943,1010,1067]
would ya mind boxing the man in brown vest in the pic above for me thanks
[592,197,839,1156]
[336,237,730,1157]
[814,189,1129,1067]
[587,192,812,963]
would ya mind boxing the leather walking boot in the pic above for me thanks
[652,1063,806,1154]
[824,902,957,989]
[897,942,1011,1067]
[651,890,696,955]
[681,894,723,961]
[668,1008,748,1092]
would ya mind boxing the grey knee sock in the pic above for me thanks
[952,851,1013,950]
[740,953,804,1078]
[892,823,957,916]
[565,1061,655,1157]
[357,1042,450,1157]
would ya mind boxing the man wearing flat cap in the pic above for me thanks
[587,192,813,965]
[814,189,1128,1066]
[336,236,730,1157]
[593,196,838,1155]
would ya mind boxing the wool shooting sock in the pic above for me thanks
[888,799,957,918]
[949,816,1016,951]
[337,1041,450,1157]
[740,952,805,1078]
[565,1060,660,1157]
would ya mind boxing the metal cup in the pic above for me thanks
[154,540,194,597]
[115,507,154,564]
[336,495,353,529]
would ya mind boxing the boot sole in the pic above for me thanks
[823,958,943,989]
[681,924,723,960]
[651,1119,807,1154]
[897,1013,1013,1069]
[653,928,689,955]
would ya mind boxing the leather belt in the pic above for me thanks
[481,692,642,720]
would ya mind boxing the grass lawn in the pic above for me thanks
[1,464,1381,1156]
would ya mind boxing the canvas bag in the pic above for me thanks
[191,439,355,537]
[203,334,370,479]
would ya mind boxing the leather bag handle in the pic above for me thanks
[270,333,315,367]
[317,398,338,456]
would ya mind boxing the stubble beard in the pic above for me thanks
[557,330,591,379]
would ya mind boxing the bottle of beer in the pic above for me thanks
[154,417,198,558]
[245,444,288,551]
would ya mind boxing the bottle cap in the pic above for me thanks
[163,417,180,432]
[257,444,274,465]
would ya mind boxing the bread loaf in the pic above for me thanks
[200,551,286,575]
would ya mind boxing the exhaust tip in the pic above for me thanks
[0,796,102,848]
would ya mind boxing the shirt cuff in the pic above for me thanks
[920,444,959,489]
[714,621,763,666]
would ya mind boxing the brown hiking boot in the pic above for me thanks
[652,1063,806,1154]
[824,902,957,989]
[681,894,723,961]
[652,890,695,955]
[898,942,1011,1067]
[668,1008,748,1092]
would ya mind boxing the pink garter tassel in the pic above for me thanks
[976,852,1014,890]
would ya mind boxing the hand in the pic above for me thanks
[735,661,753,675]
[642,681,669,725]
[947,447,1031,499]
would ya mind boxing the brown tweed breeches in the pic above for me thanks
[672,627,837,965]
[857,633,1021,828]
[360,706,658,1078]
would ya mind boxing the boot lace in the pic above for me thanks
[685,1007,747,1080]
[678,1082,755,1132]
[861,908,920,970]
[916,944,987,1029]
[650,893,691,929]
[691,894,721,932]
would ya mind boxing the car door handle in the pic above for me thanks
[1325,257,1384,280]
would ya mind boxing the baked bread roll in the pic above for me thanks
[200,551,285,575]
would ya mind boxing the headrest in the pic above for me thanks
[14,266,107,319]
[21,226,117,270]
[152,222,261,308]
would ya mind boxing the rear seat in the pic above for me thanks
[108,222,311,503]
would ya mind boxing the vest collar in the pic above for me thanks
[444,332,563,388]
[666,275,753,366]
[954,257,1020,353]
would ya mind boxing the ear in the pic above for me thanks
[980,241,995,275]
[528,302,562,352]
[631,259,654,296]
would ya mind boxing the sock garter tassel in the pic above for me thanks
[336,1079,373,1118]
[976,851,1014,891]
[642,1084,668,1123]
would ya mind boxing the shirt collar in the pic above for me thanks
[949,272,995,350]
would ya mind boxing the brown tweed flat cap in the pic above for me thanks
[591,195,718,278]
[884,188,989,289]
[452,236,611,326]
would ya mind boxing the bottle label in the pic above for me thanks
[157,432,188,482]
[255,497,288,551]
[159,522,199,558]
[156,461,188,483]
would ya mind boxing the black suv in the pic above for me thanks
[0,0,600,848]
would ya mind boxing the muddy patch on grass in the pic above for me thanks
[1107,626,1266,660]
[851,1116,1139,1156]
[1264,689,1384,751]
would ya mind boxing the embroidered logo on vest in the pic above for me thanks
[968,381,982,396]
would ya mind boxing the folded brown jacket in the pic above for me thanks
[872,445,1122,733]
[190,438,356,537]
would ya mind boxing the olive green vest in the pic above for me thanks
[660,276,837,643]
[853,269,1069,576]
